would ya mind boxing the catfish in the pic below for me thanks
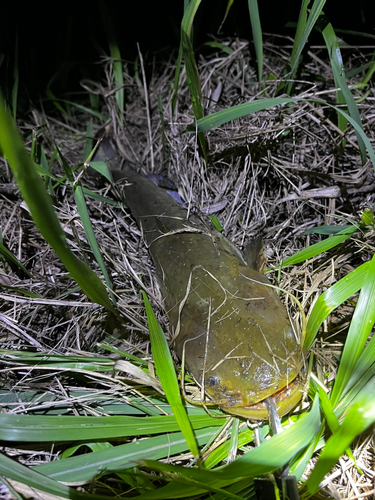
[92,139,305,420]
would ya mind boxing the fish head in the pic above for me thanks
[175,263,306,420]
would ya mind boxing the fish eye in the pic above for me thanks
[209,375,220,387]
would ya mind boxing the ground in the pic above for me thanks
[0,37,375,499]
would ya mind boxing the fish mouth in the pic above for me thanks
[219,375,305,421]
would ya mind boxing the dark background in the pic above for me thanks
[1,0,374,106]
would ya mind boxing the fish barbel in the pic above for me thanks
[94,142,305,420]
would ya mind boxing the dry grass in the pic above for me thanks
[1,37,375,499]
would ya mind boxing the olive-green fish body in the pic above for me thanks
[108,166,305,420]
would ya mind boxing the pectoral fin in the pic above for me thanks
[243,237,267,272]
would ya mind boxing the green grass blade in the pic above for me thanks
[33,428,216,482]
[73,185,115,303]
[0,351,114,364]
[46,88,69,115]
[0,452,104,500]
[46,93,107,120]
[83,120,93,162]
[88,160,113,183]
[98,342,149,366]
[180,0,206,156]
[339,330,375,408]
[221,0,235,32]
[0,285,40,297]
[306,377,375,495]
[0,94,116,314]
[188,97,375,169]
[287,0,326,93]
[32,161,57,178]
[142,291,200,459]
[309,378,357,471]
[63,441,114,458]
[204,428,255,470]
[282,229,356,267]
[305,261,369,349]
[288,0,309,74]
[128,477,252,500]
[247,0,263,81]
[311,378,339,433]
[181,30,204,123]
[97,0,124,118]
[204,41,234,55]
[141,396,320,484]
[56,147,115,302]
[0,241,32,278]
[38,144,55,193]
[221,396,320,478]
[209,215,224,232]
[12,33,19,118]
[188,97,294,131]
[289,422,325,481]
[321,19,366,162]
[181,0,202,35]
[0,413,225,442]
[335,360,375,418]
[330,254,375,406]
[137,476,245,500]
[227,418,240,462]
[181,30,206,156]
[81,187,121,206]
[328,39,347,138]
[357,60,375,88]
[304,224,355,235]
[109,41,124,117]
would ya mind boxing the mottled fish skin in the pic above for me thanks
[95,146,305,419]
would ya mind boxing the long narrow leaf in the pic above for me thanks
[288,0,309,76]
[340,329,375,405]
[181,0,202,35]
[0,94,116,313]
[46,95,107,120]
[247,0,263,81]
[287,0,326,92]
[109,41,124,117]
[188,97,375,169]
[0,413,225,442]
[335,357,375,417]
[331,254,375,406]
[0,452,104,500]
[306,377,375,494]
[180,0,206,156]
[95,0,124,118]
[81,186,120,206]
[181,30,206,156]
[74,185,115,303]
[33,428,216,482]
[180,30,205,124]
[12,34,19,119]
[321,19,366,162]
[305,260,369,349]
[0,241,32,278]
[139,397,321,486]
[282,228,356,267]
[129,402,320,499]
[142,291,200,459]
